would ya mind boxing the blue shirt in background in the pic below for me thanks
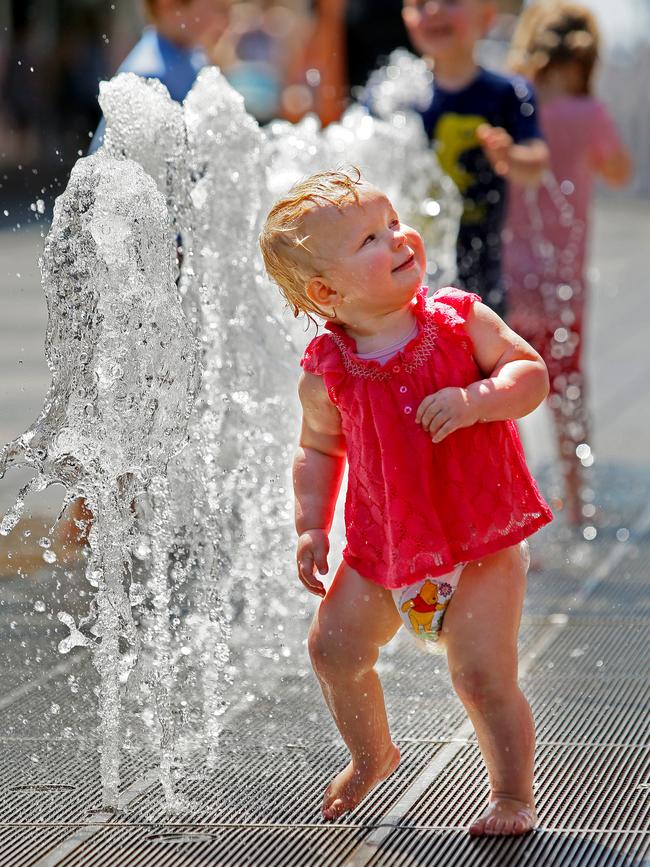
[89,28,207,153]
[419,67,542,316]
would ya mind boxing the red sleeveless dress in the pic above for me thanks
[300,287,553,590]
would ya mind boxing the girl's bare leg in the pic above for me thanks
[308,562,402,820]
[441,544,537,836]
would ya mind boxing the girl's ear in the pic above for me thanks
[306,277,340,312]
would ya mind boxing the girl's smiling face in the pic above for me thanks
[303,184,427,327]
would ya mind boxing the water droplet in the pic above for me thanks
[422,199,441,217]
[549,613,568,626]
[616,528,630,542]
[34,600,46,613]
[133,540,151,560]
[583,526,597,541]
[43,550,57,564]
[37,537,51,549]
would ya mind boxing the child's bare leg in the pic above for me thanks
[308,562,402,820]
[555,420,585,526]
[550,380,590,527]
[441,544,536,836]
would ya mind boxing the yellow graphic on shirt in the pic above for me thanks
[434,113,488,225]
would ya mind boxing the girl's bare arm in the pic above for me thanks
[293,372,346,595]
[464,302,550,420]
[417,303,549,442]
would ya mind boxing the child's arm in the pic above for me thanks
[294,371,346,597]
[596,149,632,187]
[416,302,549,442]
[590,106,633,187]
[477,124,549,187]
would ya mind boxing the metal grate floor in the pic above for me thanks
[0,509,648,865]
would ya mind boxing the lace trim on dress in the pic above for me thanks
[328,317,439,381]
[454,513,546,553]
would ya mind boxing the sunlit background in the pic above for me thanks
[0,0,649,195]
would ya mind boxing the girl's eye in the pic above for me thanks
[362,234,375,246]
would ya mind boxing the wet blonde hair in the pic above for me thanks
[259,168,363,322]
[509,2,600,95]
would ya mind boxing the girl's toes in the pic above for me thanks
[486,816,504,835]
[323,798,347,821]
[516,809,536,834]
[469,799,537,837]
[513,814,527,835]
[469,817,487,837]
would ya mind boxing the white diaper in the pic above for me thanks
[392,543,530,648]
[391,563,466,646]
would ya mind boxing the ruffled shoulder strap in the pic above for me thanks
[300,332,344,377]
[426,287,482,331]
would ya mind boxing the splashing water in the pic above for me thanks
[0,155,201,806]
[1,56,461,806]
[101,69,301,787]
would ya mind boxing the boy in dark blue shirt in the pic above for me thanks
[403,0,548,317]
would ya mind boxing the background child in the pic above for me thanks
[402,0,549,318]
[260,169,553,836]
[504,2,632,528]
[89,0,233,152]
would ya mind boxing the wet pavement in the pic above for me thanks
[0,194,649,865]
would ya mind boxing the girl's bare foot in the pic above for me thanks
[322,743,400,820]
[469,796,537,837]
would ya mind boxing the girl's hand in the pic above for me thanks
[477,123,513,177]
[296,529,329,597]
[416,387,478,443]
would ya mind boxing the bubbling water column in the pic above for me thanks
[99,69,303,773]
[0,155,201,806]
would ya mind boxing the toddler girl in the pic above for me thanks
[260,169,553,836]
[504,2,632,528]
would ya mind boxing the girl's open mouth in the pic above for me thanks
[393,254,415,272]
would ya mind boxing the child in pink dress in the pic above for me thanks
[260,169,553,836]
[504,2,632,527]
